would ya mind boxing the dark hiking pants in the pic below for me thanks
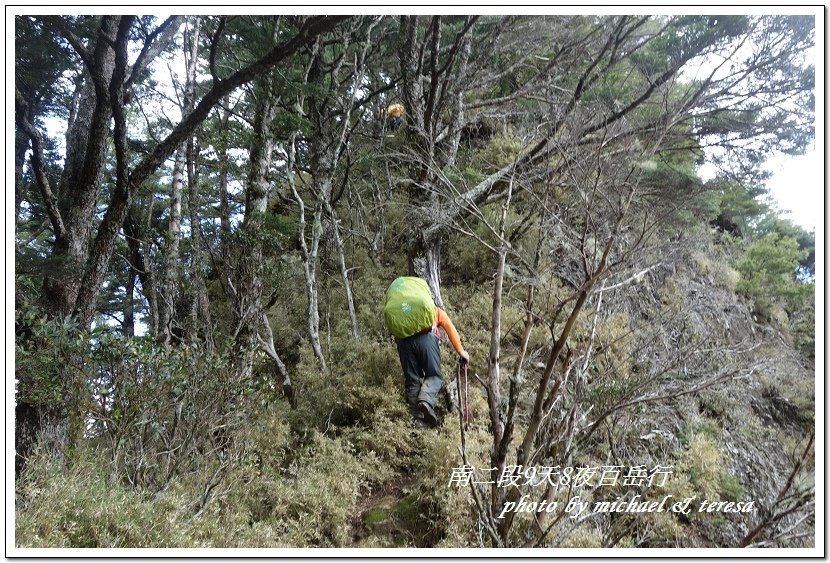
[396,330,443,412]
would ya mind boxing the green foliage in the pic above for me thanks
[559,527,604,548]
[446,166,487,188]
[470,133,522,172]
[701,178,769,236]
[736,232,809,315]
[690,250,741,291]
[753,216,816,280]
[443,232,498,285]
[363,507,388,527]
[408,426,479,547]
[238,431,371,547]
[718,472,745,503]
[15,303,84,406]
[790,306,815,359]
[15,330,412,547]
[681,433,726,500]
[15,15,78,118]
[16,448,190,548]
[14,218,817,549]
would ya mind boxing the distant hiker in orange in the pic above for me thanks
[383,277,470,428]
[385,103,405,131]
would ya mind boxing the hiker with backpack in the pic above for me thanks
[383,276,470,428]
[385,103,405,131]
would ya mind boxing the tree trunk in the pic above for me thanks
[397,16,476,306]
[187,135,215,351]
[123,266,136,337]
[39,16,119,319]
[234,88,277,371]
[17,16,122,465]
[217,103,232,260]
[14,128,28,230]
[307,201,327,369]
[408,231,444,309]
[158,17,200,346]
[328,205,360,342]
[260,313,293,406]
[123,206,156,336]
[287,131,327,372]
[296,28,370,368]
[157,144,185,345]
[487,177,513,500]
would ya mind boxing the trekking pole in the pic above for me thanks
[459,357,470,427]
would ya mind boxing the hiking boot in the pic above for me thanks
[413,417,430,429]
[418,401,439,427]
[410,408,428,429]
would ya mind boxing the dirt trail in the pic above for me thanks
[349,426,440,547]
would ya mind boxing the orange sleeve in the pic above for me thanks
[436,308,464,355]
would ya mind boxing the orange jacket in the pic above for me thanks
[435,307,464,355]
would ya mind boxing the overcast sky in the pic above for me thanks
[764,148,821,232]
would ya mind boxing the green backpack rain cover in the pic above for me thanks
[383,276,436,339]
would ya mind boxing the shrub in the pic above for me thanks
[235,431,371,547]
[16,448,188,548]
